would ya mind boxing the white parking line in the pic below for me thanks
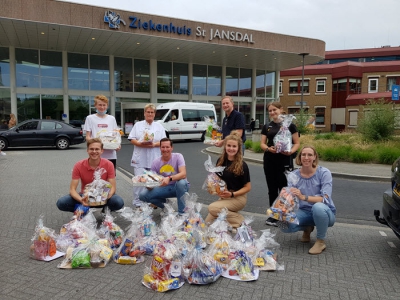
[388,241,396,248]
[379,231,387,236]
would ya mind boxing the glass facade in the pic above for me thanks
[173,63,188,94]
[16,49,39,88]
[134,59,150,92]
[193,64,207,95]
[115,57,133,92]
[68,96,89,123]
[17,94,40,121]
[41,94,63,120]
[68,53,89,90]
[89,55,109,91]
[0,47,10,87]
[226,67,239,96]
[207,66,221,96]
[239,68,252,96]
[0,88,11,123]
[40,50,62,89]
[157,61,172,93]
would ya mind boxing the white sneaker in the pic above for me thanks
[0,152,6,156]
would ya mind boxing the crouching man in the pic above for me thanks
[56,138,124,212]
[139,138,189,215]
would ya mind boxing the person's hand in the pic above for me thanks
[215,140,223,147]
[218,190,231,198]
[289,188,304,200]
[268,146,277,153]
[81,195,89,206]
[282,151,292,156]
[116,145,121,151]
[160,176,170,186]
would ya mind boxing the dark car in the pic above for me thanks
[69,120,85,128]
[375,157,400,238]
[0,119,85,150]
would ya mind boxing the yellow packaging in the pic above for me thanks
[157,278,179,292]
[99,246,113,261]
[117,256,137,265]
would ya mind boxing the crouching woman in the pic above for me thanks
[281,145,336,255]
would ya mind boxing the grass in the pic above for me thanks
[247,132,400,164]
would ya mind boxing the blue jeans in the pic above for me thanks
[281,202,336,240]
[139,179,189,214]
[56,194,124,212]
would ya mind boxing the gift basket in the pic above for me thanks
[203,116,222,145]
[182,230,223,284]
[273,114,296,153]
[29,216,59,261]
[202,155,226,195]
[266,172,300,224]
[132,170,164,187]
[83,168,112,207]
[96,129,121,150]
[97,207,124,250]
[139,129,154,145]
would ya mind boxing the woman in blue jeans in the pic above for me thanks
[280,145,336,255]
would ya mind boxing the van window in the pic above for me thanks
[155,109,169,121]
[182,109,215,122]
[170,109,179,120]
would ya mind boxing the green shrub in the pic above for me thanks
[376,147,400,164]
[349,150,375,163]
[251,141,263,153]
[314,132,337,140]
[244,140,252,149]
[319,146,351,161]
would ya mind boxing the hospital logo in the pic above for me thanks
[104,10,126,29]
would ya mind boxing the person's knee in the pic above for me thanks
[176,179,189,192]
[312,202,328,216]
[208,203,220,216]
[139,190,149,202]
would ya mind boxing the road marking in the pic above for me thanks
[388,241,396,248]
[379,231,387,236]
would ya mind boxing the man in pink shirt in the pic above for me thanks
[56,138,124,212]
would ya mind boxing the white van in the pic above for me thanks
[155,102,217,141]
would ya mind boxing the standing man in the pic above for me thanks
[250,118,256,132]
[56,138,124,212]
[128,104,166,207]
[215,96,246,152]
[84,95,120,171]
[139,138,189,215]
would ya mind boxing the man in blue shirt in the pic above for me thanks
[215,96,246,152]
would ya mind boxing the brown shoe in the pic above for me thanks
[309,239,326,255]
[149,204,158,209]
[301,226,314,243]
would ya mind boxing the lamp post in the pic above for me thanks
[299,53,309,111]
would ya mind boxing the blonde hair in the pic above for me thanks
[87,138,103,149]
[94,95,109,105]
[144,103,156,112]
[217,131,244,176]
[221,96,234,104]
[295,145,319,168]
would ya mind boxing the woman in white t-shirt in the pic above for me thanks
[84,95,120,170]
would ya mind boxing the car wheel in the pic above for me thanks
[0,137,8,150]
[56,137,70,150]
[201,131,205,142]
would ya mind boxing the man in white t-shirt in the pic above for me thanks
[128,104,166,207]
[84,95,120,171]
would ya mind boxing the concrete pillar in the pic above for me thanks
[9,46,17,119]
[109,55,115,116]
[188,62,193,101]
[62,51,69,123]
[251,68,256,119]
[150,58,157,103]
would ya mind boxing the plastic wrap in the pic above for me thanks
[132,170,164,187]
[29,216,59,261]
[273,114,296,153]
[202,155,226,195]
[139,129,154,145]
[97,207,124,250]
[96,129,121,150]
[252,229,284,271]
[203,116,222,145]
[83,168,112,206]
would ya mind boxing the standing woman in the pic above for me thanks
[281,145,336,255]
[205,132,251,231]
[128,104,166,207]
[8,113,16,128]
[84,95,120,171]
[261,101,300,226]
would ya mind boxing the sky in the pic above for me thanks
[61,0,400,51]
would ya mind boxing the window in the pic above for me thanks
[134,59,150,92]
[173,63,188,94]
[316,80,326,93]
[193,64,207,95]
[0,47,10,87]
[315,107,325,125]
[19,121,39,130]
[255,70,265,97]
[16,49,39,88]
[40,50,62,89]
[368,78,378,93]
[89,55,109,91]
[157,61,172,94]
[68,53,89,90]
[239,68,252,96]
[349,110,358,126]
[207,65,222,96]
[41,121,56,130]
[279,81,283,94]
[114,57,133,92]
[226,67,239,96]
[182,109,214,121]
[289,80,309,94]
[387,77,400,91]
[349,78,361,92]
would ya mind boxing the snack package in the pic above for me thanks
[182,230,223,284]
[233,216,257,246]
[203,116,222,145]
[266,172,300,224]
[83,168,112,206]
[202,155,226,195]
[139,129,154,144]
[73,204,90,221]
[222,249,259,281]
[30,216,59,261]
[206,207,230,245]
[132,170,164,187]
[252,229,284,271]
[96,129,121,150]
[97,207,124,250]
[273,114,296,153]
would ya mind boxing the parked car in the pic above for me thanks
[375,157,400,238]
[0,119,85,150]
[69,120,85,128]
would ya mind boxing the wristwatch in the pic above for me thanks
[304,195,309,202]
[231,192,234,198]
[169,176,173,182]
[265,147,269,152]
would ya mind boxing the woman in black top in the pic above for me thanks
[205,131,251,230]
[261,102,300,226]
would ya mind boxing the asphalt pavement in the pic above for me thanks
[1,144,399,300]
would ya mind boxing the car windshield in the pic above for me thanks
[154,109,169,121]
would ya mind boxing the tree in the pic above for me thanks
[357,99,396,141]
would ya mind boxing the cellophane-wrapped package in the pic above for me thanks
[252,229,284,271]
[139,129,154,144]
[97,207,124,250]
[266,172,300,224]
[132,170,164,187]
[203,116,222,145]
[96,129,121,150]
[29,215,58,261]
[202,155,226,195]
[273,114,296,153]
[83,168,112,206]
